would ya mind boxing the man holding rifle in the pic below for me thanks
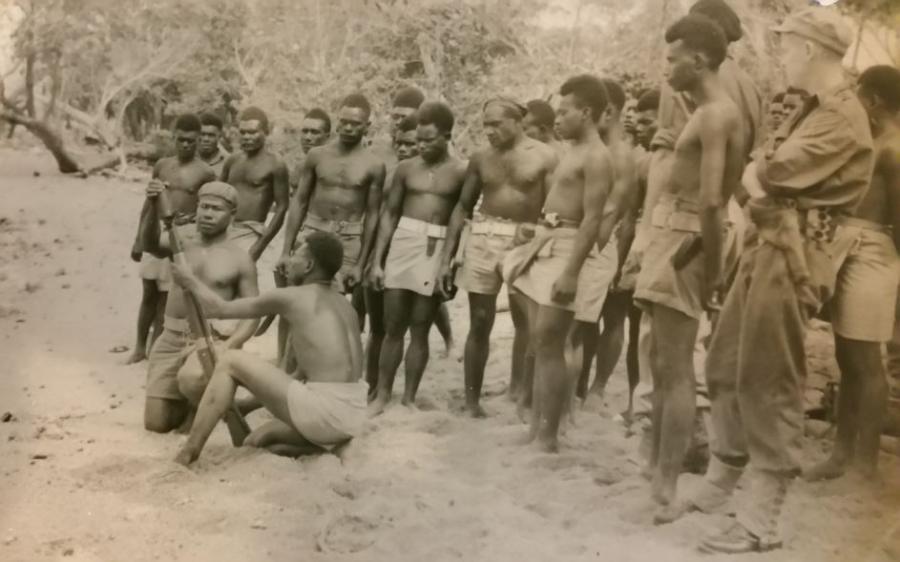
[141,181,260,434]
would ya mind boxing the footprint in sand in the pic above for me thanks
[316,514,382,554]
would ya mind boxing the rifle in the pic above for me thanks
[155,190,251,446]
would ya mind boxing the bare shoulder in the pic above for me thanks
[362,148,387,175]
[523,137,558,168]
[447,155,468,179]
[877,133,900,171]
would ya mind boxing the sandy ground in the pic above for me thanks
[1,147,899,562]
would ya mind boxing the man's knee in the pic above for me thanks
[143,398,185,433]
[177,370,208,405]
[468,304,495,339]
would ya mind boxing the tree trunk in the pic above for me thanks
[0,111,82,174]
[24,49,35,118]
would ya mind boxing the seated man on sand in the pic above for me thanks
[171,231,368,465]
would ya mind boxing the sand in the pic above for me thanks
[1,147,899,562]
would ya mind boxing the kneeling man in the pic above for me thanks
[173,231,368,465]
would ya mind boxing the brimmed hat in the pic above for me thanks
[773,8,852,57]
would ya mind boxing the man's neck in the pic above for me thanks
[300,274,332,286]
[423,151,449,167]
[499,133,525,153]
[691,71,724,106]
[803,61,847,100]
[243,146,263,159]
[199,148,218,161]
[177,154,196,166]
[572,124,600,146]
[337,140,361,155]
[873,116,899,142]
[600,121,623,146]
[199,229,229,246]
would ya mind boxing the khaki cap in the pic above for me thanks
[198,181,238,208]
[773,7,852,57]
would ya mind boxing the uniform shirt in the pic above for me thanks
[651,56,763,160]
[756,82,874,212]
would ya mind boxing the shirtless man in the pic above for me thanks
[220,106,289,262]
[523,99,558,145]
[370,86,427,168]
[198,113,229,176]
[633,15,744,524]
[278,94,384,366]
[504,75,621,452]
[440,98,557,418]
[127,114,216,364]
[141,182,259,433]
[368,102,467,415]
[804,65,900,482]
[571,78,636,407]
[289,108,331,194]
[172,231,368,466]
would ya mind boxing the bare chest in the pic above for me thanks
[227,157,274,191]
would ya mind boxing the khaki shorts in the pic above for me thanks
[286,379,368,449]
[384,217,446,297]
[458,216,523,296]
[509,224,618,323]
[139,253,172,291]
[830,219,899,342]
[145,317,225,401]
[295,215,363,293]
[635,194,712,320]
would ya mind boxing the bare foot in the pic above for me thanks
[651,473,675,507]
[582,392,606,413]
[513,428,537,446]
[125,349,147,365]
[536,435,559,454]
[367,396,390,418]
[803,457,848,482]
[174,446,198,467]
[440,339,455,359]
[465,403,488,418]
[653,500,686,525]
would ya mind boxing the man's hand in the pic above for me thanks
[436,262,456,299]
[170,262,195,291]
[368,265,385,292]
[343,265,363,293]
[702,280,724,315]
[146,178,166,199]
[513,223,536,247]
[551,271,578,304]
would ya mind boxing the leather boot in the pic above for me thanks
[684,455,744,514]
[699,470,790,554]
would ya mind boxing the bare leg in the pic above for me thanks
[806,336,886,481]
[127,279,159,364]
[434,302,455,357]
[364,287,385,402]
[508,290,529,401]
[464,292,498,417]
[587,291,630,401]
[531,305,576,453]
[369,289,412,416]
[245,419,326,458]
[574,320,600,402]
[624,303,642,420]
[175,350,297,465]
[351,285,367,334]
[144,397,189,433]
[402,294,439,407]
[649,305,699,521]
[152,292,167,347]
[276,316,290,367]
[517,296,539,425]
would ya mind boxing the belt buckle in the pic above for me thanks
[544,213,561,228]
[336,220,347,234]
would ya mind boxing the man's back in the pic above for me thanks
[281,284,362,384]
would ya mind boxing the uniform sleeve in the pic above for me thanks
[757,107,858,192]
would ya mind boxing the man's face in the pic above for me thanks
[634,109,658,149]
[522,113,547,142]
[665,40,701,93]
[336,106,369,147]
[555,94,589,140]
[389,106,417,137]
[300,118,329,153]
[239,120,266,153]
[394,129,419,161]
[768,102,785,131]
[622,102,637,136]
[286,244,314,285]
[780,34,812,90]
[196,197,234,237]
[174,130,199,161]
[483,104,521,149]
[416,123,448,162]
[198,125,220,157]
[781,93,803,118]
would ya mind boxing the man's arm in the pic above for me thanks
[372,163,407,269]
[441,157,483,267]
[556,149,614,301]
[697,109,731,305]
[171,262,284,320]
[603,148,638,267]
[223,256,261,349]
[757,108,860,195]
[219,154,235,182]
[132,162,163,257]
[280,151,318,258]
[357,160,386,271]
[883,148,900,250]
[249,158,289,260]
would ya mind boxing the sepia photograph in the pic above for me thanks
[0,0,898,560]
